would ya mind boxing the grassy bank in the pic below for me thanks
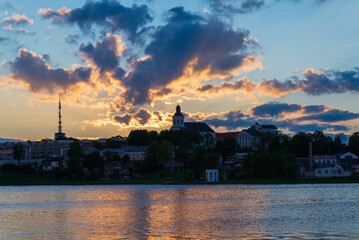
[1,170,359,186]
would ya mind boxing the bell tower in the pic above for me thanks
[171,104,185,130]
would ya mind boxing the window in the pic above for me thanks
[325,170,328,173]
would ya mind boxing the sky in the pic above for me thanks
[1,0,359,140]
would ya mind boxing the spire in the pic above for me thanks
[176,104,181,114]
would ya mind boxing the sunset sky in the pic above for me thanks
[1,0,359,140]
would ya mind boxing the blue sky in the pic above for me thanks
[0,0,359,140]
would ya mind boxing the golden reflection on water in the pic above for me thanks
[0,184,359,239]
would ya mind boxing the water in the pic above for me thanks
[0,184,358,239]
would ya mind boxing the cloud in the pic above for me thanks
[135,108,152,125]
[113,113,131,125]
[277,120,349,133]
[295,109,359,123]
[209,0,265,16]
[258,67,359,97]
[119,7,260,105]
[1,14,33,26]
[0,36,9,42]
[258,78,298,97]
[79,33,125,72]
[65,34,80,44]
[39,0,152,40]
[9,49,91,93]
[196,77,256,94]
[16,28,36,35]
[113,108,154,126]
[249,102,302,118]
[187,102,356,133]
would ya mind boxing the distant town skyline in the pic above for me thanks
[1,0,359,140]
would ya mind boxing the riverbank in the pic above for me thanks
[1,170,359,185]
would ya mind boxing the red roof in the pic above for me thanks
[215,132,240,140]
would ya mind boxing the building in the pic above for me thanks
[170,105,215,137]
[315,164,351,178]
[100,146,147,161]
[236,123,277,150]
[122,146,147,161]
[206,169,219,182]
[313,155,337,167]
[215,132,240,141]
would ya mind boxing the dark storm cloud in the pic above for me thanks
[65,34,80,44]
[190,103,354,132]
[121,7,258,104]
[79,34,121,72]
[296,109,359,123]
[250,102,302,117]
[113,113,131,125]
[10,49,91,93]
[259,67,359,97]
[258,78,298,96]
[277,120,349,133]
[196,77,256,94]
[39,0,152,40]
[191,109,254,130]
[302,105,326,114]
[134,108,151,125]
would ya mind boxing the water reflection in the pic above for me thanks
[0,184,359,239]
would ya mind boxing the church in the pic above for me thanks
[170,105,215,138]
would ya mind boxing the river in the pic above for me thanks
[0,184,358,239]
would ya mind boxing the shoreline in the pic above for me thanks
[1,177,359,186]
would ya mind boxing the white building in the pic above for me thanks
[236,123,277,150]
[315,164,351,178]
[206,169,219,182]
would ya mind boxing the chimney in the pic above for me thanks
[308,141,313,170]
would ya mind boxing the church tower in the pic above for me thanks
[171,105,185,130]
[54,98,66,140]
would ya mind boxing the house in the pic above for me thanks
[164,160,184,172]
[104,161,122,177]
[339,152,359,165]
[236,123,277,150]
[170,105,215,138]
[100,146,147,161]
[315,164,351,178]
[313,155,337,167]
[122,146,147,161]
[215,132,240,141]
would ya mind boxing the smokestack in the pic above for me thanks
[309,141,313,170]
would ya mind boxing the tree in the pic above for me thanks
[288,132,312,157]
[67,141,83,177]
[127,130,150,146]
[13,143,26,165]
[144,140,161,172]
[204,133,215,152]
[349,132,359,156]
[221,137,237,159]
